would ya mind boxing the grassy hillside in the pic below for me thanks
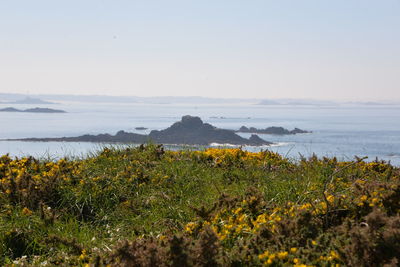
[1,145,399,266]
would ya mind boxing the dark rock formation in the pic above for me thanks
[0,107,66,113]
[0,107,20,112]
[237,126,310,135]
[290,128,310,134]
[8,115,272,146]
[15,131,148,143]
[248,134,268,144]
[148,115,271,145]
[24,108,66,113]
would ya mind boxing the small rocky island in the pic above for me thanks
[8,115,272,146]
[236,126,310,135]
[0,107,66,113]
[149,116,269,145]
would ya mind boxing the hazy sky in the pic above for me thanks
[0,0,399,100]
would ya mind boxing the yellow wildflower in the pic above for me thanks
[330,250,340,260]
[327,195,335,203]
[258,251,269,260]
[277,251,288,259]
[158,235,167,241]
[22,207,33,216]
[233,207,242,215]
[79,249,87,260]
[184,222,196,234]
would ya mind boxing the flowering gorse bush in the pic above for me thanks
[0,146,399,266]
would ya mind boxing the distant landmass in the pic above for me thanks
[258,99,336,106]
[5,97,55,105]
[1,93,399,106]
[0,93,255,104]
[210,116,252,120]
[7,115,272,146]
[236,126,310,135]
[0,107,66,113]
[257,99,281,105]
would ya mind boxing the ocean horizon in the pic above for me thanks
[1,101,400,165]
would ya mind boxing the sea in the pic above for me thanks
[1,101,400,166]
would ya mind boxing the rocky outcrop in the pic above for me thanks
[0,107,20,112]
[9,116,272,146]
[148,115,271,145]
[290,128,310,134]
[237,126,310,135]
[15,131,148,143]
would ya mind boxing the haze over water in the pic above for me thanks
[1,101,400,166]
[1,1,399,165]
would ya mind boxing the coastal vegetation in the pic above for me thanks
[0,145,399,266]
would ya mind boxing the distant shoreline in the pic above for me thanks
[0,107,66,113]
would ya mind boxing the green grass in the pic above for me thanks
[0,145,399,266]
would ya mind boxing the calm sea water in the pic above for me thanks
[1,102,400,165]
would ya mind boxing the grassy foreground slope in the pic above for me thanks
[0,145,399,266]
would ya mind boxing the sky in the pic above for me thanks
[0,0,399,101]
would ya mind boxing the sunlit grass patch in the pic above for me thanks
[1,145,399,266]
